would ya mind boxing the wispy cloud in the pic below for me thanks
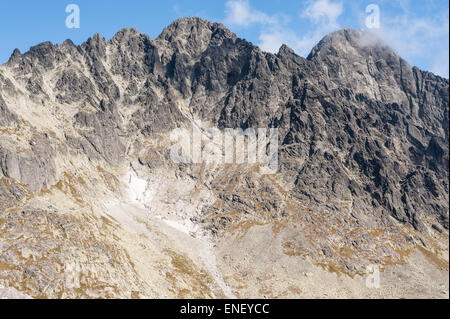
[224,0,278,27]
[222,0,448,77]
[259,0,343,56]
[302,0,343,29]
[223,0,343,56]
[367,3,449,77]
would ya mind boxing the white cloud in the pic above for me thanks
[224,0,277,27]
[367,6,449,77]
[302,0,343,29]
[258,28,326,57]
[258,31,283,53]
[431,49,449,78]
[258,0,343,56]
[259,29,298,53]
[223,0,343,55]
[223,0,448,78]
[223,0,290,53]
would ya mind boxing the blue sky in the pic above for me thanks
[0,0,448,77]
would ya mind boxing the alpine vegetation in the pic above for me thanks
[0,18,448,299]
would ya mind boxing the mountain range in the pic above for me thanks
[0,17,448,298]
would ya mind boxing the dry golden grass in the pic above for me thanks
[417,246,449,271]
[227,220,266,240]
[164,249,215,298]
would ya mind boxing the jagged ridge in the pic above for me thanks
[0,17,448,299]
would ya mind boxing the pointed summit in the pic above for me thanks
[278,44,296,56]
[82,32,107,57]
[8,48,21,63]
[109,28,144,44]
[62,39,76,48]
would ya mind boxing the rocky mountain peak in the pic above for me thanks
[278,44,295,56]
[305,29,428,104]
[158,17,234,41]
[7,48,22,63]
[0,19,448,299]
[82,32,107,57]
[308,28,395,60]
[62,39,76,48]
[109,27,144,43]
[156,17,236,57]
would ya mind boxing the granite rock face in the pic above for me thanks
[0,18,448,299]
